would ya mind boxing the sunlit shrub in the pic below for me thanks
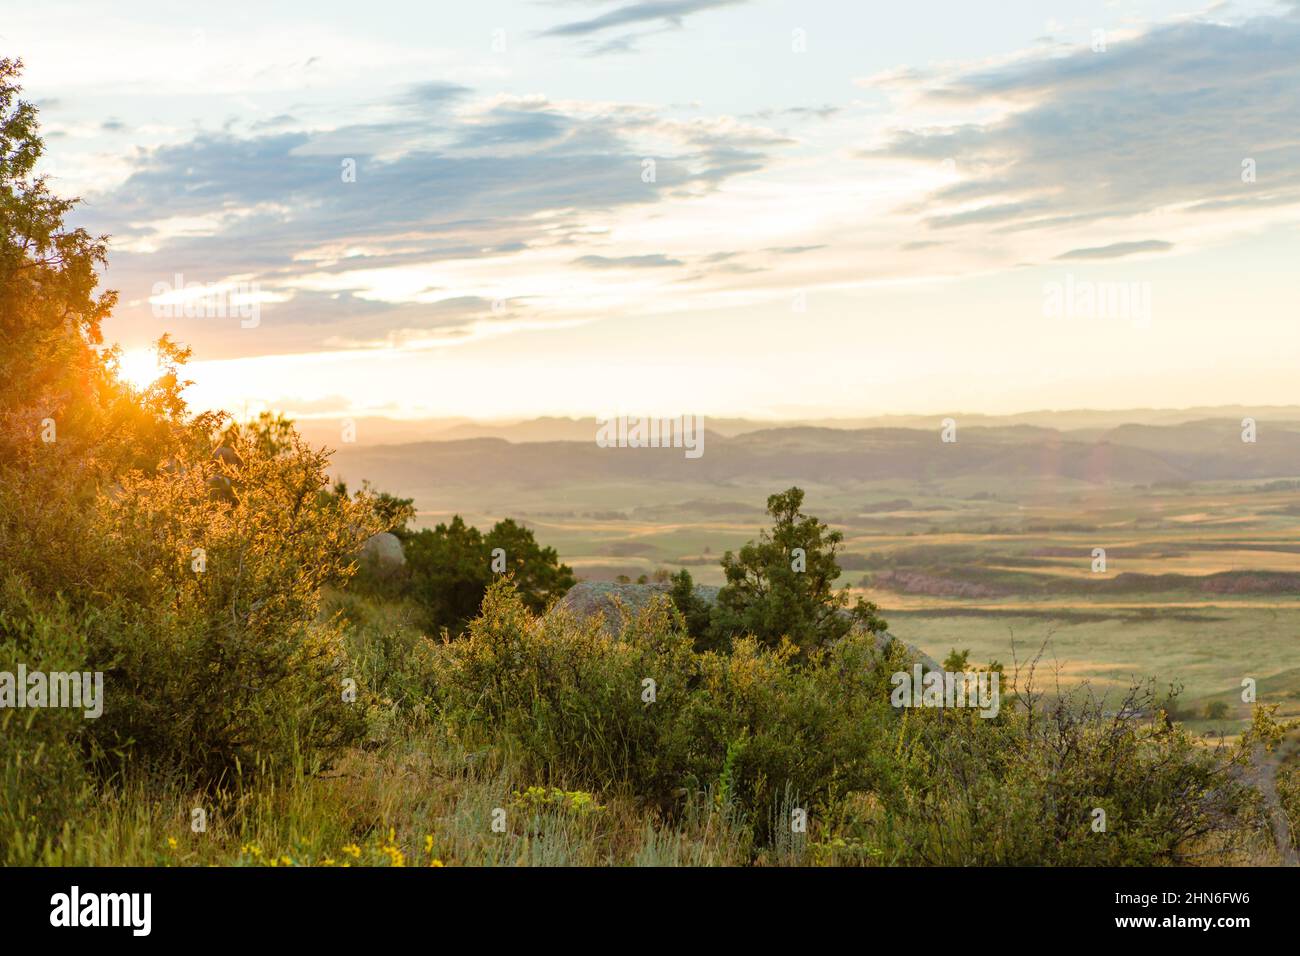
[0,423,383,793]
[427,582,905,835]
[424,583,1268,863]
[78,430,381,784]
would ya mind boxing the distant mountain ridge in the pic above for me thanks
[296,406,1300,448]
[331,417,1300,490]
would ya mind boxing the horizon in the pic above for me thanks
[284,402,1300,451]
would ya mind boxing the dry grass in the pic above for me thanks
[10,723,753,868]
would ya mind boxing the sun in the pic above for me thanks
[116,347,162,390]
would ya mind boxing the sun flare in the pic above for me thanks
[116,347,161,390]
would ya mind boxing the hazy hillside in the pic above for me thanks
[298,406,1300,448]
[331,418,1300,493]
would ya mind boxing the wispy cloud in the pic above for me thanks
[542,0,746,37]
[1055,240,1173,260]
[572,254,684,268]
[79,83,784,360]
[540,0,749,54]
[864,15,1300,236]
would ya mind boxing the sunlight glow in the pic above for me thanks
[116,347,161,391]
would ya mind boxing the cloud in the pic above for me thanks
[251,113,298,130]
[80,82,782,360]
[403,82,472,108]
[1055,240,1173,260]
[865,15,1300,237]
[750,105,840,122]
[926,200,1048,229]
[572,254,684,268]
[765,245,825,255]
[542,0,746,38]
[540,0,750,54]
[455,108,569,148]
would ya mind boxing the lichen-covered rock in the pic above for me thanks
[550,580,715,625]
[360,531,406,569]
[550,581,940,670]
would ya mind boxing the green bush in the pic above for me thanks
[80,431,379,784]
[427,579,702,803]
[389,516,575,636]
[429,581,911,838]
[0,425,382,795]
[0,583,94,861]
[329,588,438,744]
[870,682,1261,865]
[1279,762,1300,851]
[425,582,1266,862]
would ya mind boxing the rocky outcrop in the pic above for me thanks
[551,580,716,622]
[360,531,406,569]
[551,581,941,670]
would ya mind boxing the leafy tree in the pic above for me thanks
[403,516,574,634]
[943,648,971,672]
[484,518,576,615]
[374,490,416,534]
[328,479,414,535]
[1204,700,1230,721]
[1,59,383,806]
[0,57,210,471]
[231,410,296,458]
[405,517,489,634]
[667,568,719,651]
[710,487,885,653]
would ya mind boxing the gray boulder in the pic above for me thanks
[551,580,715,623]
[360,531,406,570]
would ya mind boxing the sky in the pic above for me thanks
[8,0,1300,422]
